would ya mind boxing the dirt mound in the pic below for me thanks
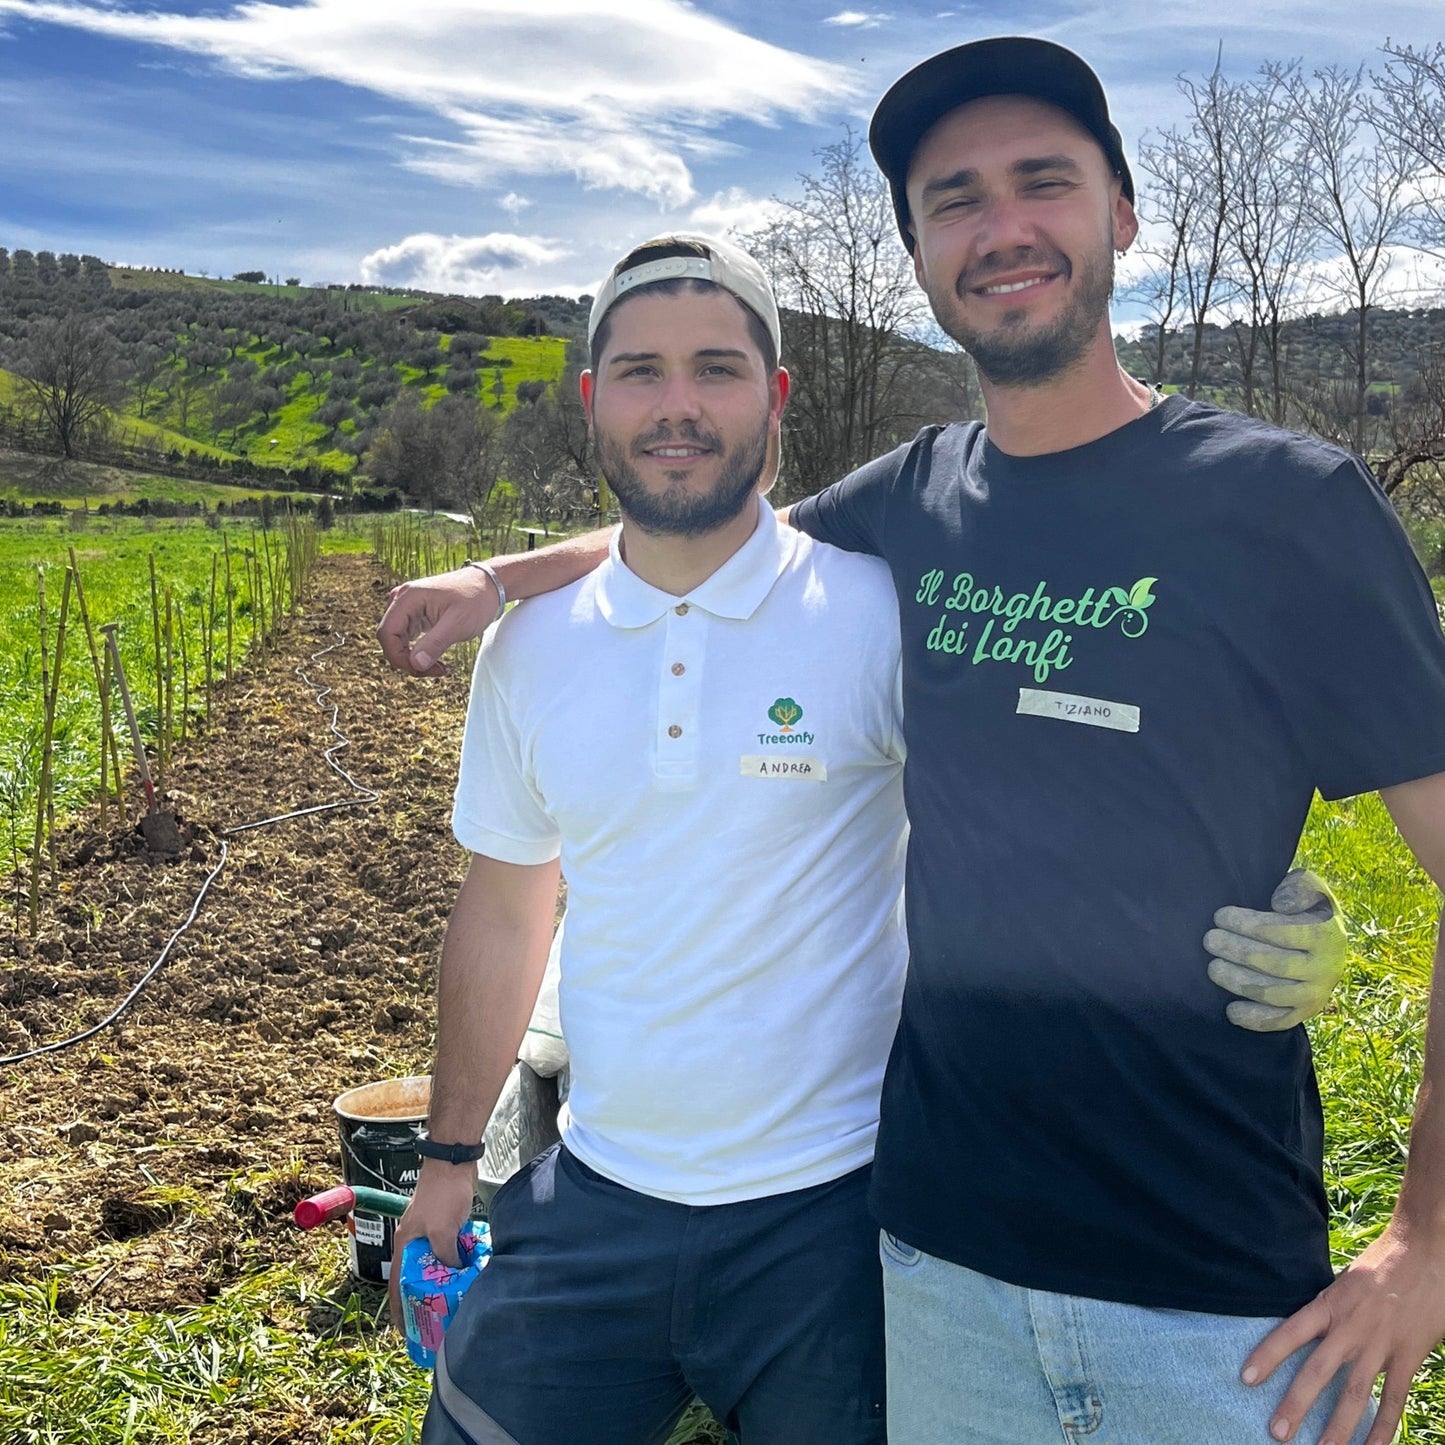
[0,553,471,1311]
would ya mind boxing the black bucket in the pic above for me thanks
[333,1075,430,1283]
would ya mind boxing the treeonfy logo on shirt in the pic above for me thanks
[768,698,803,731]
[759,697,813,745]
[915,569,1157,684]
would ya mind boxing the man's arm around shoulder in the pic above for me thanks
[377,529,613,676]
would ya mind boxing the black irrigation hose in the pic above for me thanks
[222,637,380,834]
[0,843,231,1067]
[1,633,377,1067]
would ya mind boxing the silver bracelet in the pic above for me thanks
[464,559,507,612]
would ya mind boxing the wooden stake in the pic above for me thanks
[66,547,125,816]
[148,552,163,780]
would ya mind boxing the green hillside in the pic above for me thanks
[0,252,576,487]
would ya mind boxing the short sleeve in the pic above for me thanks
[452,630,562,863]
[790,440,915,557]
[1273,458,1445,800]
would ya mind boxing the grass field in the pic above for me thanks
[0,451,289,509]
[0,509,370,878]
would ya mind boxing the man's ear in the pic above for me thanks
[579,369,595,418]
[1111,193,1139,254]
[772,367,791,423]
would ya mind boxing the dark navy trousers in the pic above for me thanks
[422,1144,886,1445]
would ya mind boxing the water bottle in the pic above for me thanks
[397,1220,491,1369]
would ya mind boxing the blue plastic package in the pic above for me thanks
[397,1220,492,1369]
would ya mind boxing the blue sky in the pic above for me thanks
[1,0,1442,305]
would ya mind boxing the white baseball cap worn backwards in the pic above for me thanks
[587,233,783,363]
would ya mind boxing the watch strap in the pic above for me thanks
[415,1130,486,1165]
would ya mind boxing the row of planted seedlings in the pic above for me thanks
[11,515,321,936]
[370,493,525,585]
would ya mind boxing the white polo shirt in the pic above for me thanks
[453,496,907,1205]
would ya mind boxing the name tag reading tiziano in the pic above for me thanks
[740,754,828,781]
[1016,688,1140,733]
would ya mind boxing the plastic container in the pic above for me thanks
[397,1221,491,1368]
[332,1075,431,1282]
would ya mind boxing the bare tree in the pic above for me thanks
[1130,127,1200,386]
[15,313,126,458]
[1373,345,1445,512]
[742,130,939,500]
[1281,63,1413,454]
[1371,42,1445,258]
[1221,66,1319,422]
[1140,60,1242,399]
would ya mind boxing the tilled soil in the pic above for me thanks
[0,553,471,1314]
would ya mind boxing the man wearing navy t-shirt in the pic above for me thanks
[783,37,1445,1445]
[372,39,1444,1445]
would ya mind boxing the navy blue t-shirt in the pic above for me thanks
[792,396,1445,1316]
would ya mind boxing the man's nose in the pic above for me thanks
[969,195,1039,265]
[651,372,704,423]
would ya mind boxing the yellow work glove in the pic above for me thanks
[1204,868,1348,1033]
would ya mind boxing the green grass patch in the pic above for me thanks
[236,389,346,473]
[477,337,568,415]
[1298,792,1445,1440]
[0,512,336,877]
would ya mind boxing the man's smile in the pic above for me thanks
[971,271,1060,299]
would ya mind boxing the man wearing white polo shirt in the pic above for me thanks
[406,234,904,1445]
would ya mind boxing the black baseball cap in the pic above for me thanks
[869,36,1135,250]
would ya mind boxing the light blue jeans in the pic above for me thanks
[880,1232,1379,1444]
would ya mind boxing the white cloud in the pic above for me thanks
[823,10,890,26]
[0,0,859,205]
[499,192,532,218]
[688,186,787,238]
[359,232,569,294]
[401,109,699,207]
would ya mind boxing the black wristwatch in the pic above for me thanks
[415,1130,486,1165]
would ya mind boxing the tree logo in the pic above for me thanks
[767,698,803,732]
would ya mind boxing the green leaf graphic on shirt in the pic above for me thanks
[1129,577,1157,610]
[768,698,802,731]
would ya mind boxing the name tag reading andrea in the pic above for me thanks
[1017,688,1140,733]
[740,754,828,781]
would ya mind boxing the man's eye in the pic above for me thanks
[936,196,978,214]
[701,365,736,377]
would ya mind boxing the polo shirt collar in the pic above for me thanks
[595,494,799,630]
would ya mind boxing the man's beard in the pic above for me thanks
[598,420,768,537]
[928,243,1115,387]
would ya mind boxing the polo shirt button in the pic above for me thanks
[667,724,682,739]
[674,603,689,616]
[671,662,685,676]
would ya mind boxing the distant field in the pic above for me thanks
[0,451,292,508]
[106,268,416,311]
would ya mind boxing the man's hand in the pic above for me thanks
[1241,1220,1445,1445]
[1205,869,1348,1032]
[376,566,500,677]
[386,1159,478,1327]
